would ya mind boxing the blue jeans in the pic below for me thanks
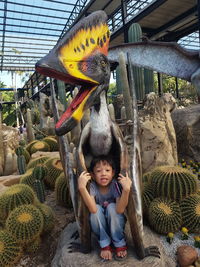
[90,203,126,248]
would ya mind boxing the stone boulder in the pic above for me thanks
[52,222,176,267]
[139,93,178,173]
[171,104,200,162]
[177,245,198,267]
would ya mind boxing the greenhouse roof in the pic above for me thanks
[0,0,199,72]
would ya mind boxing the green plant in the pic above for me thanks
[32,165,47,203]
[0,230,22,266]
[148,197,182,234]
[36,203,55,233]
[20,168,35,189]
[26,156,50,170]
[6,204,44,244]
[128,23,144,100]
[30,141,50,154]
[0,184,35,222]
[43,136,58,151]
[25,140,38,154]
[142,183,154,216]
[55,172,72,208]
[19,139,26,146]
[17,155,26,175]
[44,158,63,188]
[180,194,200,233]
[150,166,198,202]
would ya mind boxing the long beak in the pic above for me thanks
[35,10,110,135]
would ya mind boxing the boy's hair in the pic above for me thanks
[89,155,115,172]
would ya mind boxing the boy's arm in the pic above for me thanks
[116,173,132,214]
[78,171,97,214]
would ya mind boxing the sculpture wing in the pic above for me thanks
[108,41,200,81]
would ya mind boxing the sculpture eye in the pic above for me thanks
[101,60,106,67]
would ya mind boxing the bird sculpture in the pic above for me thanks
[36,10,200,259]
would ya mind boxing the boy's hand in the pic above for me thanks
[118,172,132,192]
[78,171,91,190]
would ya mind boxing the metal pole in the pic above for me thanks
[157,73,163,96]
[175,77,179,99]
[121,0,128,42]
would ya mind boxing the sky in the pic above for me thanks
[0,71,30,88]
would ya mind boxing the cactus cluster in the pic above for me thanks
[0,230,22,267]
[148,198,182,234]
[6,204,44,244]
[15,147,26,174]
[55,172,72,208]
[180,194,200,233]
[150,166,198,202]
[44,158,63,188]
[26,236,41,254]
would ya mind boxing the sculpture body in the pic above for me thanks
[36,10,200,259]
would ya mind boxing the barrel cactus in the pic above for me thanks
[0,230,22,266]
[142,183,154,216]
[36,203,55,233]
[26,156,49,170]
[148,197,182,234]
[20,168,35,189]
[150,166,198,202]
[30,141,50,154]
[0,184,35,222]
[180,194,200,233]
[55,172,72,208]
[43,136,58,151]
[25,140,38,154]
[6,204,44,243]
[44,158,63,188]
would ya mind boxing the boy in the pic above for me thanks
[78,155,132,261]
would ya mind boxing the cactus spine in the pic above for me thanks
[6,204,44,244]
[128,23,145,100]
[0,230,22,266]
[148,197,182,234]
[180,194,200,233]
[150,166,198,202]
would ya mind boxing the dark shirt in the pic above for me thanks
[90,179,121,207]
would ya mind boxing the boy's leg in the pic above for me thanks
[90,204,112,260]
[106,203,127,258]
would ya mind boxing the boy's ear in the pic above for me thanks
[90,172,95,179]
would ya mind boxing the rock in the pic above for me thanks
[52,222,176,267]
[139,93,178,173]
[171,104,200,162]
[31,151,60,159]
[177,245,198,267]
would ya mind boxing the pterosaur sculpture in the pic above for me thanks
[35,10,200,259]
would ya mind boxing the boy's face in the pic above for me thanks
[92,161,114,187]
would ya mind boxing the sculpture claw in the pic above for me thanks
[68,242,91,254]
[70,230,79,240]
[144,246,161,258]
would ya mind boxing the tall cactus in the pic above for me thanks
[57,80,67,110]
[128,23,145,101]
[0,93,4,175]
[26,108,35,142]
[32,165,47,203]
[116,66,123,94]
[144,68,154,94]
[15,147,26,174]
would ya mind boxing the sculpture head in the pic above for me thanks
[35,11,111,135]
